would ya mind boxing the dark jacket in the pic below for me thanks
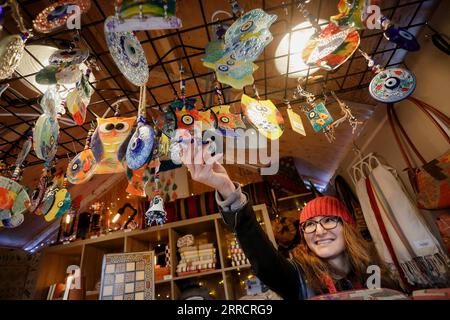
[218,195,363,300]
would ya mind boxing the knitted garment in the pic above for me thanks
[300,196,356,227]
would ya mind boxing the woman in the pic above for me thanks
[180,143,398,300]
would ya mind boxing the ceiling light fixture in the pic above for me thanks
[275,19,327,78]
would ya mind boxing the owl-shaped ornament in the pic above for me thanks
[241,94,284,140]
[91,116,136,174]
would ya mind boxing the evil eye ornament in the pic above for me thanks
[36,185,58,216]
[224,9,277,62]
[369,67,416,103]
[49,48,90,66]
[384,27,420,52]
[330,0,369,30]
[202,40,257,90]
[33,0,92,34]
[104,16,149,86]
[174,108,217,133]
[67,149,97,184]
[126,123,155,170]
[241,94,284,140]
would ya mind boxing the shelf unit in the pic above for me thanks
[34,204,275,300]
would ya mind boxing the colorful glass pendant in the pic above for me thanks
[305,102,334,132]
[44,187,71,222]
[224,9,277,62]
[0,35,25,80]
[109,0,181,32]
[49,48,90,66]
[29,168,50,215]
[145,169,167,226]
[302,23,360,71]
[125,166,150,197]
[56,64,82,85]
[33,0,91,33]
[66,88,86,125]
[369,67,416,103]
[174,107,217,133]
[126,87,156,170]
[33,114,59,163]
[67,149,97,184]
[331,0,369,30]
[104,16,149,86]
[384,27,420,52]
[90,116,136,174]
[211,105,246,137]
[241,94,284,140]
[202,40,258,89]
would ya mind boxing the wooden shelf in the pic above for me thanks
[34,205,275,300]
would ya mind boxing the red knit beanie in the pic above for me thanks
[299,196,356,227]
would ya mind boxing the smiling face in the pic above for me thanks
[303,216,346,259]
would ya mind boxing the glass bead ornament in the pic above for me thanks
[241,94,284,140]
[104,16,149,86]
[384,26,420,52]
[33,0,91,34]
[66,72,93,126]
[224,8,277,62]
[29,167,51,215]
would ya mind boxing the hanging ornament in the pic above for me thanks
[33,87,61,164]
[125,166,150,197]
[29,167,51,215]
[43,176,72,222]
[90,115,136,174]
[286,100,306,136]
[224,8,277,62]
[378,16,420,52]
[322,91,363,143]
[203,41,258,90]
[126,86,155,170]
[0,1,30,80]
[359,49,416,103]
[0,132,32,229]
[210,80,246,136]
[109,0,182,32]
[330,0,371,30]
[67,125,97,184]
[104,15,149,86]
[33,0,91,34]
[66,71,93,125]
[298,1,359,71]
[0,34,26,80]
[241,90,284,140]
[49,48,90,66]
[145,167,167,226]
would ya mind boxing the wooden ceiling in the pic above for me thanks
[0,0,439,248]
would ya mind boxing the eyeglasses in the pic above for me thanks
[300,216,341,234]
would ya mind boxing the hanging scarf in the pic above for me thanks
[352,155,449,288]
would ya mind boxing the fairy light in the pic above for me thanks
[112,213,121,223]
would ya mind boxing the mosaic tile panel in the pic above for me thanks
[99,251,155,300]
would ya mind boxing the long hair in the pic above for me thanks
[291,220,398,294]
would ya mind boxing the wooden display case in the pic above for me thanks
[34,204,275,300]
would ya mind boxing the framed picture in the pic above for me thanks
[99,251,155,300]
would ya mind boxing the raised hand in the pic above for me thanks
[180,140,236,199]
